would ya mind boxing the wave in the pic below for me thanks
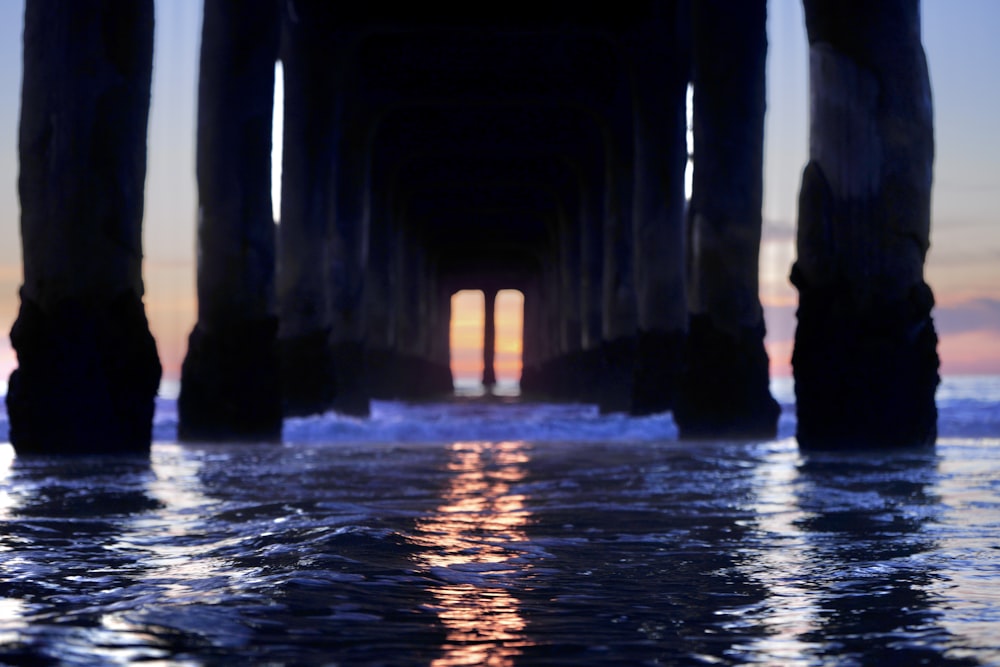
[1,376,998,444]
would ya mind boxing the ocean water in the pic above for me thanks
[0,376,998,665]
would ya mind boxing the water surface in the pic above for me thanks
[0,377,998,665]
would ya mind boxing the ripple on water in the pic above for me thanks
[0,400,998,664]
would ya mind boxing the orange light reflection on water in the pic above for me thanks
[414,441,534,667]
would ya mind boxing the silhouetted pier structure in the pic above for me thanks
[7,0,938,454]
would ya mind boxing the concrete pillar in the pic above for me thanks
[580,188,604,354]
[675,0,780,438]
[558,212,583,360]
[7,0,160,455]
[602,163,638,345]
[276,2,336,417]
[363,204,396,399]
[599,134,638,414]
[542,260,563,396]
[482,288,497,388]
[392,226,429,398]
[519,277,548,396]
[404,251,447,397]
[328,99,371,416]
[393,226,416,360]
[178,0,281,442]
[528,266,551,395]
[430,280,454,394]
[365,204,394,352]
[793,0,938,448]
[549,208,585,401]
[629,3,689,416]
[423,265,453,395]
[576,186,606,404]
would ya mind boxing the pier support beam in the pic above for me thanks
[520,280,542,394]
[391,230,445,399]
[328,97,372,416]
[7,0,160,456]
[629,5,689,416]
[425,270,455,396]
[482,289,497,388]
[276,2,336,417]
[552,213,583,399]
[675,0,779,439]
[178,0,282,442]
[793,0,939,449]
[598,129,638,414]
[575,189,605,405]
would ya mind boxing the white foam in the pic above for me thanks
[4,376,1000,446]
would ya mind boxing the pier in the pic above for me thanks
[6,0,938,454]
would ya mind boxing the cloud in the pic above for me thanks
[933,180,1000,194]
[763,303,797,343]
[938,330,1000,375]
[764,298,1000,339]
[763,299,1000,377]
[934,298,1000,336]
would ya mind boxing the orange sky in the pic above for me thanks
[450,290,524,385]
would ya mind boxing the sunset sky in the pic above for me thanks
[0,1,998,391]
[450,290,524,385]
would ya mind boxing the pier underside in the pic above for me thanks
[7,1,938,454]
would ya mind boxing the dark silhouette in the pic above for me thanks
[7,0,938,453]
